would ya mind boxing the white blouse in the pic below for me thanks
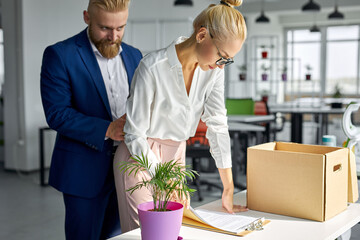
[124,37,232,169]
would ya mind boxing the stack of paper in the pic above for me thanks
[182,207,269,237]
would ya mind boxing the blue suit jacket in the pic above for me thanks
[41,29,142,198]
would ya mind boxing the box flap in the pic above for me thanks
[323,148,348,221]
[275,142,342,155]
[348,149,359,203]
[248,142,276,150]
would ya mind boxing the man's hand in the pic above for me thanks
[106,114,126,141]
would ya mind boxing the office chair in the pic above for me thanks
[186,120,222,201]
[225,98,255,115]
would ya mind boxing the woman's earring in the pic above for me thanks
[197,39,200,44]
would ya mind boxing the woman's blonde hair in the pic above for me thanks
[88,0,130,13]
[193,0,247,42]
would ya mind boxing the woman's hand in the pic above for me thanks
[222,188,248,214]
[218,168,248,214]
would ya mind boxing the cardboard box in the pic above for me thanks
[247,142,351,222]
[348,149,359,203]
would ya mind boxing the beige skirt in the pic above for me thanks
[113,138,187,233]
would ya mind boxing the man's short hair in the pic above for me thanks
[88,0,130,13]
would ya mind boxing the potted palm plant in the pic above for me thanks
[305,64,312,81]
[261,64,270,81]
[118,154,197,240]
[238,64,247,81]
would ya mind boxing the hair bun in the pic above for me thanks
[221,0,242,7]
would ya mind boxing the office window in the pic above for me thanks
[286,25,360,96]
[287,29,321,94]
[326,26,359,95]
[327,25,359,41]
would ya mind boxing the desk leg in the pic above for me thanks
[265,123,270,142]
[231,132,240,186]
[324,114,329,135]
[192,157,203,202]
[319,114,324,144]
[315,114,321,145]
[236,133,247,190]
[291,113,303,143]
[39,128,46,187]
[230,132,246,190]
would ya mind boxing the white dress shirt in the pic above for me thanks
[88,34,129,121]
[124,37,232,169]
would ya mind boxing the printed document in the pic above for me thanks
[183,207,265,234]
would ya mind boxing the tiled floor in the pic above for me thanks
[1,163,359,240]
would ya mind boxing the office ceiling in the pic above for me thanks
[237,0,360,14]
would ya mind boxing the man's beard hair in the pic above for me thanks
[89,25,122,59]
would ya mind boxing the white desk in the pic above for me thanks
[287,97,360,107]
[228,115,275,143]
[109,191,360,240]
[228,115,275,124]
[228,122,265,132]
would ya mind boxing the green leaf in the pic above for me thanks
[117,153,199,212]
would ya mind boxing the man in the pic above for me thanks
[40,0,142,239]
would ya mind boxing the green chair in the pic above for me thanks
[225,98,255,115]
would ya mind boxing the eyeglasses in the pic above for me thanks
[210,33,234,66]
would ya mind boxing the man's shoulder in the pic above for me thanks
[46,29,87,51]
[121,42,142,58]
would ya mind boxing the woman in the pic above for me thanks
[114,0,247,233]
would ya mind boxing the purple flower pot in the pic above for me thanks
[138,201,184,240]
[306,74,311,81]
[281,73,287,81]
[261,73,268,81]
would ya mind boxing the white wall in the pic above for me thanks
[3,0,26,170]
[23,0,88,170]
[3,0,88,170]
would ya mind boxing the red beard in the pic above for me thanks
[89,26,122,59]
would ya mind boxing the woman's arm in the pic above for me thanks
[218,168,248,213]
[124,61,159,173]
[201,70,248,213]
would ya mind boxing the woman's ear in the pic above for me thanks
[196,27,208,43]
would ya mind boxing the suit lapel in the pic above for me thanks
[120,47,133,90]
[76,29,112,119]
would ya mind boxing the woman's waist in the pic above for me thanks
[147,137,185,147]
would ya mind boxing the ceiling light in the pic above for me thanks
[256,11,270,23]
[328,4,344,19]
[302,0,321,12]
[174,0,193,6]
[255,0,270,23]
[309,25,320,32]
